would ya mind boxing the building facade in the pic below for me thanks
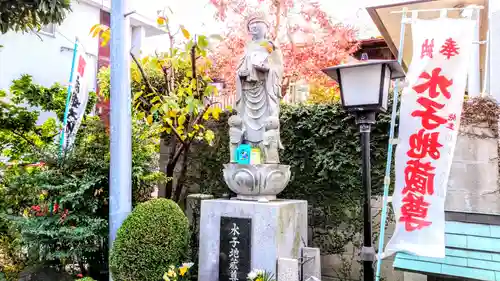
[0,0,164,124]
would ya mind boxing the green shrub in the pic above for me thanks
[110,199,190,281]
[1,76,164,280]
[76,277,96,281]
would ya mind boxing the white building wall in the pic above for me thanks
[0,1,99,91]
[0,1,100,124]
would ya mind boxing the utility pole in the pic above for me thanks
[109,0,132,269]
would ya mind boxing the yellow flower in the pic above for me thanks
[167,269,177,278]
[162,272,170,281]
[179,266,188,276]
[256,278,263,281]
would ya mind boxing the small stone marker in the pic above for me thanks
[219,217,252,281]
[277,258,299,281]
[302,247,321,281]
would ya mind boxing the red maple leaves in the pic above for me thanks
[207,0,359,95]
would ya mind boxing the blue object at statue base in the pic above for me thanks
[236,144,251,164]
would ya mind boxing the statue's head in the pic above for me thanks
[265,116,279,130]
[229,115,243,127]
[247,12,269,41]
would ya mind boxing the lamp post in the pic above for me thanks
[322,60,405,281]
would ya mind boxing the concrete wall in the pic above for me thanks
[445,122,500,214]
[320,197,403,281]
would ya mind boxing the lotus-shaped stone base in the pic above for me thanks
[223,163,291,201]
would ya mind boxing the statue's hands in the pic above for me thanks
[238,69,250,77]
[254,63,269,72]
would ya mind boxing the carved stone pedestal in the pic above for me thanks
[198,199,307,281]
[223,163,291,201]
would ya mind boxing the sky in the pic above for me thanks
[135,0,408,54]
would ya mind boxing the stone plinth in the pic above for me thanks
[198,199,308,281]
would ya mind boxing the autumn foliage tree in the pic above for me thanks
[207,0,359,98]
[91,11,224,202]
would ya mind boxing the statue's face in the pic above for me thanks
[248,21,268,41]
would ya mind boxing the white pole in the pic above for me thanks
[467,7,481,97]
[482,30,490,94]
[109,0,132,265]
[490,0,500,101]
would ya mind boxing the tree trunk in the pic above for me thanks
[173,146,190,202]
[164,162,175,199]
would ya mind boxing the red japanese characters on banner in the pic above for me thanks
[400,65,452,232]
[440,38,460,59]
[420,39,434,59]
[384,18,475,258]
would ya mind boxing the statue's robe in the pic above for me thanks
[235,39,284,147]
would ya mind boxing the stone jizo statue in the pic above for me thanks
[223,12,291,201]
[231,12,284,160]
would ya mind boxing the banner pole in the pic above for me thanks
[375,8,408,281]
[59,38,79,160]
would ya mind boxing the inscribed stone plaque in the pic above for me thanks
[219,217,252,281]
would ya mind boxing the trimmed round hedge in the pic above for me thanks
[109,198,190,281]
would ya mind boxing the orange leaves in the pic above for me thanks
[157,16,168,26]
[180,25,190,40]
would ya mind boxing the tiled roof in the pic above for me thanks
[394,221,500,281]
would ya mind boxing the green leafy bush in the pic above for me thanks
[1,76,165,280]
[110,199,190,281]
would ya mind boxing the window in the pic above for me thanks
[39,23,55,36]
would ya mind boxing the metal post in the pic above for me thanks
[109,0,131,250]
[375,8,408,281]
[356,111,376,281]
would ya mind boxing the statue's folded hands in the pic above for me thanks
[253,63,269,72]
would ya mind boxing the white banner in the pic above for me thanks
[63,43,90,150]
[384,18,475,258]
